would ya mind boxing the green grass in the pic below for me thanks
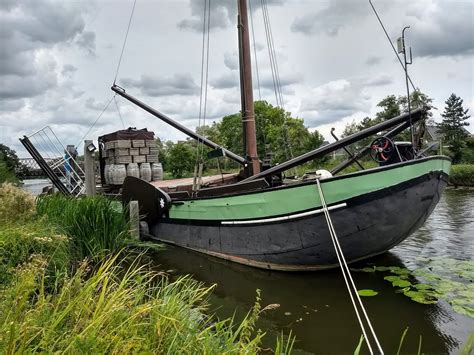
[36,194,130,261]
[0,186,292,353]
[0,252,281,353]
[449,164,474,187]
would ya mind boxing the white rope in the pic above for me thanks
[315,177,384,355]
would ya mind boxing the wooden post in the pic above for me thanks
[84,140,96,196]
[129,200,140,240]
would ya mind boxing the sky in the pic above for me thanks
[0,0,473,158]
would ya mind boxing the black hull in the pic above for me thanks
[148,172,448,271]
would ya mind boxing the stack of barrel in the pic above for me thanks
[99,128,163,186]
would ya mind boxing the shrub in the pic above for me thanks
[0,183,35,223]
[449,164,474,187]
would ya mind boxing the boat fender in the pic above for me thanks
[316,169,332,180]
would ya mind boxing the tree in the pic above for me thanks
[0,144,20,183]
[0,144,20,172]
[375,95,400,121]
[438,93,471,163]
[166,141,196,178]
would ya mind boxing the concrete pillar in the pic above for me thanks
[84,140,96,196]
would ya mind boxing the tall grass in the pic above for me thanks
[0,253,277,353]
[36,194,130,261]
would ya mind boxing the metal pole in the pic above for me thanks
[84,140,96,196]
[402,26,415,152]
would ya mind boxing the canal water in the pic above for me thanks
[22,180,473,353]
[150,188,474,354]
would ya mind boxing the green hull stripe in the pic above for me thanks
[169,157,451,221]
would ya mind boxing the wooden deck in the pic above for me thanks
[150,174,238,192]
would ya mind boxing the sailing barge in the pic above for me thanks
[114,0,450,271]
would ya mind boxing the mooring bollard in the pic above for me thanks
[129,200,140,240]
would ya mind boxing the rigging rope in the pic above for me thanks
[114,96,126,129]
[193,0,211,191]
[248,0,267,158]
[260,0,293,161]
[315,177,384,355]
[113,0,137,84]
[368,0,416,92]
[75,95,115,149]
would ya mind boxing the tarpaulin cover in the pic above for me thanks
[99,128,154,142]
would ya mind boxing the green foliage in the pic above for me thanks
[158,101,325,178]
[449,164,474,187]
[0,144,20,172]
[0,253,276,353]
[0,186,289,353]
[461,136,474,164]
[438,93,471,163]
[166,141,196,178]
[0,220,70,287]
[36,194,130,261]
[342,91,434,148]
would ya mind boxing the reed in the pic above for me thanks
[0,252,278,353]
[36,194,130,261]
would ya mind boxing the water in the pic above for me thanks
[21,178,51,196]
[150,189,474,354]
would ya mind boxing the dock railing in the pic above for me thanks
[20,126,85,196]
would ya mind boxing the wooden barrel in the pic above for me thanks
[152,163,163,181]
[127,163,140,178]
[139,163,152,182]
[107,164,115,185]
[104,164,111,184]
[113,164,127,185]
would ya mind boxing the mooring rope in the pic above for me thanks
[114,96,126,129]
[315,177,384,355]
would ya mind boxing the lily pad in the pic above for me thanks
[358,289,378,297]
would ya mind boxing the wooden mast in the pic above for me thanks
[237,0,260,175]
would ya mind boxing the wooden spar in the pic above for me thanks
[111,84,247,166]
[242,107,426,182]
[238,0,260,176]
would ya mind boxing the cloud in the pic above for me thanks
[120,73,200,97]
[291,1,369,36]
[75,31,96,56]
[224,52,239,71]
[178,0,284,32]
[299,79,371,125]
[0,0,95,99]
[211,72,239,89]
[361,74,393,87]
[405,1,474,57]
[61,64,78,77]
[366,56,382,66]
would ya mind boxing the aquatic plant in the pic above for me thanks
[0,253,284,353]
[36,194,130,261]
[354,258,474,318]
